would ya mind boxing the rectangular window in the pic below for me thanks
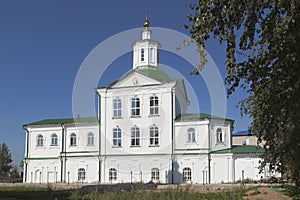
[87,132,94,145]
[149,48,154,63]
[151,168,159,181]
[113,99,122,117]
[217,128,223,143]
[150,126,159,146]
[37,135,44,146]
[141,48,144,61]
[51,134,58,146]
[150,96,159,115]
[113,128,122,147]
[188,128,196,142]
[183,168,192,181]
[131,127,140,146]
[78,168,85,181]
[109,168,117,181]
[70,133,77,146]
[131,98,140,116]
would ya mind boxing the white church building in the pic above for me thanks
[22,18,265,184]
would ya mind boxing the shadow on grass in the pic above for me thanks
[0,186,73,200]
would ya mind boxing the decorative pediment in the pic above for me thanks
[109,71,162,88]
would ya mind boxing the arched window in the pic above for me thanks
[37,135,43,146]
[51,133,58,146]
[113,98,122,117]
[78,168,85,181]
[70,133,77,146]
[131,97,140,116]
[183,167,191,181]
[217,128,223,143]
[150,48,155,63]
[109,168,117,181]
[187,128,196,142]
[150,126,159,146]
[150,96,159,115]
[141,48,144,61]
[113,127,122,147]
[87,132,94,145]
[131,126,140,146]
[151,168,159,181]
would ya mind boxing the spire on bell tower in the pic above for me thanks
[142,9,151,40]
[144,8,150,28]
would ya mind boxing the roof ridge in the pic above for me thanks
[24,116,98,126]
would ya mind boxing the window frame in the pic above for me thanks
[70,133,77,146]
[187,128,196,142]
[87,132,94,146]
[183,167,192,182]
[78,168,85,181]
[150,96,159,115]
[151,168,160,182]
[113,98,122,118]
[217,128,223,143]
[51,133,58,146]
[109,168,117,181]
[149,126,159,146]
[113,127,122,147]
[131,97,141,117]
[141,48,144,61]
[131,126,140,146]
[37,134,44,146]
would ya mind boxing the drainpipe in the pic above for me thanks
[230,120,234,148]
[207,119,211,184]
[95,90,102,183]
[22,125,29,183]
[60,123,66,183]
[171,87,175,184]
[103,88,108,182]
[230,120,234,182]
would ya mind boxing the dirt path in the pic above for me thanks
[243,187,292,200]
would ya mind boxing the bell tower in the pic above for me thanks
[132,9,161,69]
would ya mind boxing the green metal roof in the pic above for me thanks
[99,65,176,89]
[24,117,98,126]
[135,65,173,83]
[212,145,265,154]
[175,113,234,122]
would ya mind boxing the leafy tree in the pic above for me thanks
[10,165,20,178]
[0,143,13,177]
[185,0,300,186]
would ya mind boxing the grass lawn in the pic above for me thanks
[0,184,298,200]
[0,185,246,200]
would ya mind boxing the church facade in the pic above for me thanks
[23,20,264,184]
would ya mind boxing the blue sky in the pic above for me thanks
[0,1,250,167]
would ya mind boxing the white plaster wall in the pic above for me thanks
[25,159,60,183]
[65,157,99,183]
[234,155,262,181]
[27,126,62,158]
[174,81,189,115]
[102,155,171,183]
[99,84,174,156]
[175,155,208,184]
[175,121,209,154]
[211,154,234,183]
[65,124,99,153]
[210,119,232,151]
[25,123,99,183]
